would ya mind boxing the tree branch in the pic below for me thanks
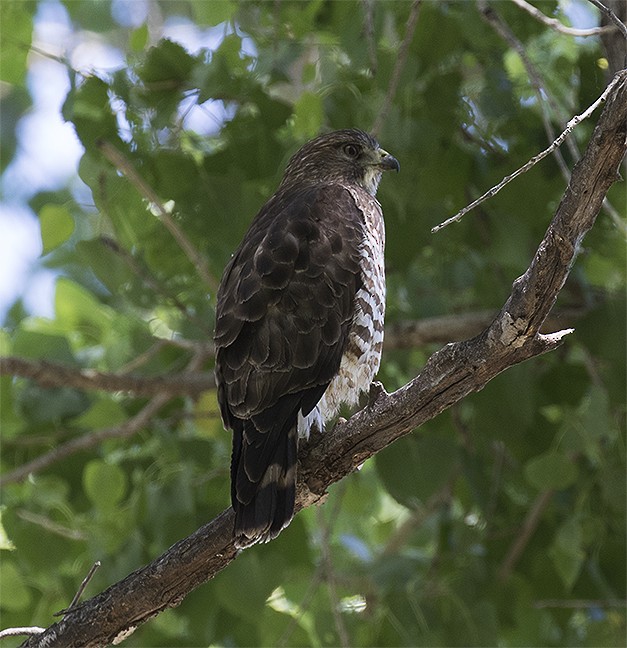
[0,356,215,397]
[97,140,220,293]
[432,70,625,231]
[371,0,422,136]
[384,306,588,350]
[1,351,212,487]
[512,0,617,37]
[19,71,627,648]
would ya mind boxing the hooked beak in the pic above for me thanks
[377,148,400,172]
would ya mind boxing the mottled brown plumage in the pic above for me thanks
[214,129,398,547]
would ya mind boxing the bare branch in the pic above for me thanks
[384,307,587,350]
[498,489,555,583]
[371,0,422,136]
[588,0,627,39]
[97,140,220,293]
[0,356,214,397]
[479,0,572,179]
[56,563,102,617]
[0,392,171,487]
[432,70,626,232]
[512,0,616,37]
[19,68,627,648]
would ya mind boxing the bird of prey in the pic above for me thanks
[214,129,399,547]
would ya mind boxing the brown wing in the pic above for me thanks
[214,183,365,545]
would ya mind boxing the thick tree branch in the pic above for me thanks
[20,71,626,648]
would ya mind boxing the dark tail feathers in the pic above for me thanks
[231,422,297,548]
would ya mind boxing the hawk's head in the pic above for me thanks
[281,129,399,196]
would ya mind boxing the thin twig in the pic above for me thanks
[588,0,627,39]
[17,510,88,541]
[479,1,572,180]
[97,140,220,293]
[533,598,626,609]
[498,489,554,582]
[432,71,625,232]
[371,0,422,136]
[512,0,616,36]
[55,562,102,616]
[99,236,211,333]
[481,1,623,225]
[0,392,171,487]
[361,0,378,74]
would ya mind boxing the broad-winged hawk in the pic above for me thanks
[214,129,399,547]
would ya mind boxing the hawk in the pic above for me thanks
[214,129,399,547]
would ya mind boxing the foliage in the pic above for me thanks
[1,1,625,646]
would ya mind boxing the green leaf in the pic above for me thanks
[16,384,90,424]
[83,460,127,512]
[75,239,133,293]
[549,518,585,590]
[0,560,31,611]
[292,91,324,139]
[524,452,577,491]
[54,278,114,339]
[0,1,34,85]
[129,23,148,52]
[193,0,237,26]
[139,38,196,86]
[63,75,120,147]
[39,204,75,254]
[12,329,75,363]
[75,398,127,429]
[0,507,15,551]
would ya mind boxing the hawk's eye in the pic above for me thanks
[343,143,360,158]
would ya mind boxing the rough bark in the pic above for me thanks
[20,70,627,648]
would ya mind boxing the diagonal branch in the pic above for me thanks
[0,351,212,487]
[371,0,422,136]
[19,71,627,648]
[0,393,171,487]
[432,70,626,231]
[97,140,220,293]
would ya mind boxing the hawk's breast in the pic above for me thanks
[300,187,385,434]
